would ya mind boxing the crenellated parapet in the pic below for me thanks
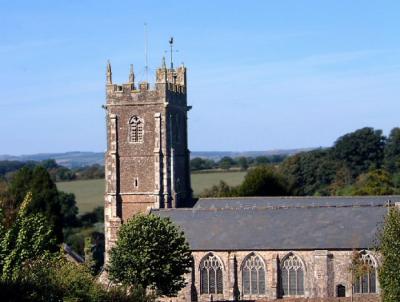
[106,58,187,106]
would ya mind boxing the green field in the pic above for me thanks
[57,171,246,214]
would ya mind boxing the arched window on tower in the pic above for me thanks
[200,253,223,295]
[242,253,266,296]
[129,116,144,143]
[280,253,305,297]
[353,251,377,294]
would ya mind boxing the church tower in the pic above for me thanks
[104,58,192,255]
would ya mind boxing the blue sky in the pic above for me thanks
[1,1,399,155]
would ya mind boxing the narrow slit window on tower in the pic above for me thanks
[134,178,139,189]
[129,116,144,143]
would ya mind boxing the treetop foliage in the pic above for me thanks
[108,214,192,297]
[378,206,400,302]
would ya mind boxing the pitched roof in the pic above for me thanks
[152,196,399,251]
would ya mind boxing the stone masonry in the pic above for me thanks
[166,250,380,302]
[104,59,192,259]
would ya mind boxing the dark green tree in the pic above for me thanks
[8,166,67,242]
[239,165,289,196]
[218,156,235,170]
[331,127,386,178]
[8,166,33,206]
[384,127,400,173]
[280,149,336,195]
[254,156,270,165]
[378,206,400,302]
[108,214,192,297]
[58,191,78,228]
[237,157,249,171]
[199,180,237,198]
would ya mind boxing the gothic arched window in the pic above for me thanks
[200,253,223,295]
[242,253,266,295]
[129,116,144,143]
[281,254,305,296]
[354,252,377,294]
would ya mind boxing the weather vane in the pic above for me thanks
[167,37,178,69]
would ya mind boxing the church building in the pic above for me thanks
[104,57,394,301]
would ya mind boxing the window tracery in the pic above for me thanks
[129,116,144,143]
[200,253,223,294]
[281,254,304,296]
[242,253,266,295]
[354,252,377,294]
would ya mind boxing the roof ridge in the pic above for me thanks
[199,195,400,200]
[152,203,392,212]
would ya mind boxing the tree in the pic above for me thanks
[7,166,70,242]
[384,127,400,173]
[58,191,79,228]
[332,127,386,178]
[199,180,237,198]
[218,156,235,170]
[254,156,270,166]
[0,192,58,280]
[239,165,289,196]
[190,158,215,171]
[280,149,336,195]
[108,214,192,297]
[237,157,249,171]
[378,206,400,302]
[349,169,395,196]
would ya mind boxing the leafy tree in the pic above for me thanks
[280,149,336,195]
[239,165,289,196]
[199,180,237,198]
[237,157,249,171]
[108,214,192,297]
[331,127,386,178]
[8,166,33,206]
[0,192,58,280]
[8,166,68,242]
[0,255,155,301]
[384,127,400,173]
[218,156,235,170]
[378,206,400,302]
[0,161,26,179]
[254,156,270,165]
[58,191,78,228]
[348,169,395,196]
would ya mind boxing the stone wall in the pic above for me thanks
[165,250,380,302]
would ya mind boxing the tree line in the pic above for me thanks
[201,127,400,197]
[190,154,286,171]
[0,159,105,182]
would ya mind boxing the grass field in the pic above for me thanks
[57,171,246,214]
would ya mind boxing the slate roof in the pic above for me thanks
[152,196,400,251]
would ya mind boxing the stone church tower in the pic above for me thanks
[104,59,192,256]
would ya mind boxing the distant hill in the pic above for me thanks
[191,149,314,161]
[0,152,104,168]
[0,148,314,168]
